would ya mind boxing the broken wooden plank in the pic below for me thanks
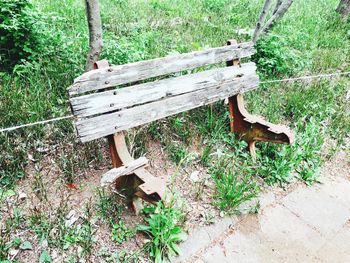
[70,62,257,118]
[100,157,148,187]
[69,42,255,96]
[75,73,259,142]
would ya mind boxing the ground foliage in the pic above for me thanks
[0,0,349,262]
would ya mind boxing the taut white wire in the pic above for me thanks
[0,115,73,133]
[260,71,350,84]
[0,71,349,133]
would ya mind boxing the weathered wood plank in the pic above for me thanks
[70,63,257,118]
[69,42,255,96]
[75,72,259,142]
[100,157,148,187]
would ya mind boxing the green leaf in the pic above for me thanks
[39,250,52,263]
[0,189,16,200]
[20,241,33,250]
[154,249,162,263]
[137,224,150,232]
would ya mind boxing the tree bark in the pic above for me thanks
[253,0,294,43]
[336,0,350,21]
[85,0,103,71]
[272,0,283,15]
[253,0,272,43]
[259,0,294,35]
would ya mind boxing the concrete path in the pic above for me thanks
[175,151,350,263]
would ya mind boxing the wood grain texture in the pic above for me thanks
[69,42,255,96]
[75,66,259,142]
[70,62,257,118]
[100,157,148,187]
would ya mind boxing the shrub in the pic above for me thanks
[252,34,301,77]
[0,0,42,70]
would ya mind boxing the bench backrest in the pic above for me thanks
[69,42,258,142]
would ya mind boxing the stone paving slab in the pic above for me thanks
[281,180,350,237]
[315,222,350,263]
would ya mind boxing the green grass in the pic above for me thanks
[0,0,349,261]
[138,201,185,263]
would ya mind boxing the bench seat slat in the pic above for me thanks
[75,65,259,142]
[70,62,257,118]
[69,42,255,96]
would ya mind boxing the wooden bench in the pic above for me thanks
[68,40,293,204]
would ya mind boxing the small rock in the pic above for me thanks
[65,210,79,228]
[219,211,225,218]
[66,210,76,219]
[77,246,84,257]
[27,153,36,162]
[36,147,49,153]
[51,249,58,259]
[132,197,145,215]
[190,171,200,183]
[18,192,27,201]
[8,248,19,257]
[41,239,48,249]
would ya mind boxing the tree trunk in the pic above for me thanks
[85,0,103,71]
[336,0,350,21]
[253,0,272,43]
[259,0,294,35]
[253,0,294,43]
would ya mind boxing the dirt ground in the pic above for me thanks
[1,135,348,262]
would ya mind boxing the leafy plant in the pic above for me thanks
[166,144,188,165]
[111,220,135,244]
[138,202,185,263]
[39,250,52,263]
[63,220,94,254]
[96,188,124,223]
[210,159,260,212]
[0,0,41,70]
[253,34,301,77]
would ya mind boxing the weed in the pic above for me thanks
[0,134,27,188]
[170,114,192,143]
[166,144,188,165]
[200,144,213,166]
[138,201,185,263]
[111,220,136,244]
[253,34,302,78]
[210,158,260,212]
[63,219,94,254]
[39,250,52,263]
[32,172,49,202]
[0,0,349,260]
[96,188,124,223]
[126,130,147,158]
[202,0,229,13]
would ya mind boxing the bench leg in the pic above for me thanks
[226,39,294,160]
[107,132,168,208]
[228,94,294,160]
[93,60,167,211]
